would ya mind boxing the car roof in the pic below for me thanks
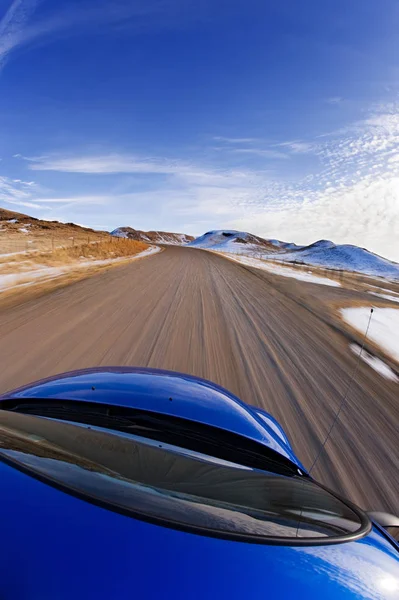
[0,366,302,468]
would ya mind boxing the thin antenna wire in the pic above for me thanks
[309,307,374,476]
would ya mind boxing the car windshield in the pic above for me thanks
[0,409,369,544]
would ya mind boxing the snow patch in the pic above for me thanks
[130,245,160,259]
[223,253,341,287]
[60,245,160,269]
[111,227,191,245]
[0,250,27,257]
[0,267,65,291]
[369,292,399,304]
[188,230,249,250]
[188,230,268,256]
[110,228,128,238]
[274,241,399,280]
[341,307,399,363]
[19,227,30,234]
[350,344,398,382]
[0,246,161,293]
[189,230,399,280]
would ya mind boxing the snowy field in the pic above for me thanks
[341,307,399,364]
[350,344,398,382]
[223,253,341,287]
[369,291,399,304]
[0,246,160,294]
[187,230,399,281]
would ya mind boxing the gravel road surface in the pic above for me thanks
[0,246,398,513]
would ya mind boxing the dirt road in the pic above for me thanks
[0,246,398,513]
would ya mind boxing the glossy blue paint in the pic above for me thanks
[0,459,398,600]
[253,406,293,449]
[1,368,398,599]
[0,367,303,469]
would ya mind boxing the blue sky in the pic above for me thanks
[1,0,399,260]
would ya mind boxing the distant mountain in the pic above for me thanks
[111,227,194,245]
[188,230,399,280]
[277,240,399,280]
[187,230,286,253]
[0,208,109,238]
[0,208,102,233]
[0,207,111,255]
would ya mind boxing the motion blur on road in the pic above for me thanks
[0,245,398,515]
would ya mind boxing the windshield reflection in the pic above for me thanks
[0,410,366,542]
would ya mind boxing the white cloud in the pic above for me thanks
[17,152,269,190]
[7,200,44,209]
[224,105,399,261]
[276,140,315,154]
[22,153,188,174]
[0,174,44,210]
[228,175,399,262]
[12,153,37,161]
[231,148,289,159]
[35,195,111,205]
[213,136,258,144]
[0,0,41,68]
[0,174,32,201]
[0,0,218,71]
[7,103,399,262]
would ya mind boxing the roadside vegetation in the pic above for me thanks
[24,237,149,267]
[0,238,154,306]
[0,238,149,272]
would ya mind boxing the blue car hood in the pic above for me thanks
[0,367,302,469]
[1,460,398,600]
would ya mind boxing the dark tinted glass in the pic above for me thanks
[0,410,368,543]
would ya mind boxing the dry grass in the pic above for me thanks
[28,238,150,267]
[0,238,156,309]
[0,260,133,310]
[0,207,111,255]
[0,229,110,255]
[0,238,150,273]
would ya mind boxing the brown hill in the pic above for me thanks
[0,208,109,254]
[111,226,194,245]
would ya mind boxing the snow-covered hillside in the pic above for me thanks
[188,230,399,280]
[277,240,399,280]
[111,227,193,245]
[187,230,279,253]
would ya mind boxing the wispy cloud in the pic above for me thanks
[227,104,399,260]
[0,0,216,71]
[12,153,37,161]
[0,173,46,210]
[20,153,194,175]
[0,174,32,201]
[214,136,312,158]
[7,199,44,209]
[6,103,399,261]
[213,136,258,144]
[15,152,268,189]
[230,148,289,159]
[275,141,315,154]
[0,0,41,68]
[35,195,110,205]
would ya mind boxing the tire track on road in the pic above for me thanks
[0,246,398,513]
